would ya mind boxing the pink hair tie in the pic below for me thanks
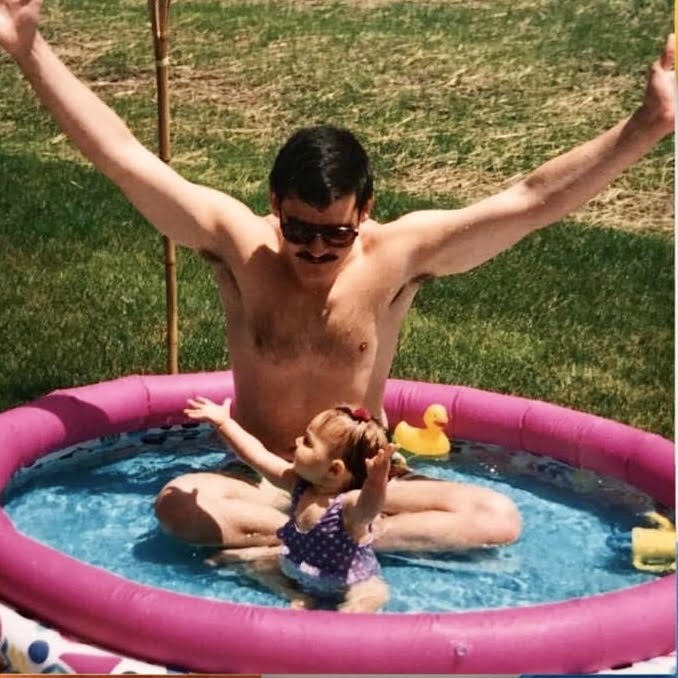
[351,407,372,422]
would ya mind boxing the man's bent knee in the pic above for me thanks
[155,474,288,548]
[477,491,522,545]
[434,482,522,546]
[155,481,225,545]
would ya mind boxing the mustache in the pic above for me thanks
[296,252,338,263]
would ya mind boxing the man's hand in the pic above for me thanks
[638,34,675,135]
[184,396,232,428]
[0,0,42,60]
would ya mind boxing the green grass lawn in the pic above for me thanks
[0,0,673,438]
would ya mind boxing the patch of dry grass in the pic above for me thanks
[11,0,673,234]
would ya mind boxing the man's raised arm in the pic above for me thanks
[389,35,675,279]
[0,0,258,255]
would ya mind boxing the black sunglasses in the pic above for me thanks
[280,217,359,248]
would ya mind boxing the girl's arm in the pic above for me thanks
[184,397,297,492]
[343,444,396,541]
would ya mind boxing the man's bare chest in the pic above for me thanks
[211,253,412,367]
[248,295,376,365]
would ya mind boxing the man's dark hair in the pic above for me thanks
[269,125,373,212]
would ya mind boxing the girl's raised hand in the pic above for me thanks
[365,443,396,485]
[184,396,232,427]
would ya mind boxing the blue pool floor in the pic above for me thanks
[2,425,664,612]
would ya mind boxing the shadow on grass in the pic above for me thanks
[0,151,187,407]
[0,151,142,246]
[413,222,673,335]
[393,219,673,435]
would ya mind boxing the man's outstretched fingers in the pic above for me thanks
[660,33,675,70]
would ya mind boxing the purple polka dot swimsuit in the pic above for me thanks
[276,480,381,599]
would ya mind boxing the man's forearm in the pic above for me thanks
[520,107,670,229]
[15,33,141,182]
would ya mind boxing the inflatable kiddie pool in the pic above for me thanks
[0,372,675,673]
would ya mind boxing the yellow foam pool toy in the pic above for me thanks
[631,512,675,574]
[393,404,450,458]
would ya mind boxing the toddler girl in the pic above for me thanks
[184,396,394,613]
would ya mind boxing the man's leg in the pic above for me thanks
[155,474,520,553]
[374,478,522,552]
[154,472,289,547]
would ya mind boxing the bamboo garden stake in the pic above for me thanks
[148,0,178,374]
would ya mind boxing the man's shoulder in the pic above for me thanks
[359,213,422,257]
[359,217,392,248]
[211,210,279,257]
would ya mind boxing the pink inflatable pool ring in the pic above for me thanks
[0,372,674,673]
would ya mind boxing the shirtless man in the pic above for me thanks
[1,0,674,552]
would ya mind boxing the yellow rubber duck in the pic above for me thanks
[631,512,676,574]
[393,404,451,458]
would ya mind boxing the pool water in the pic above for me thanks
[2,424,662,612]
